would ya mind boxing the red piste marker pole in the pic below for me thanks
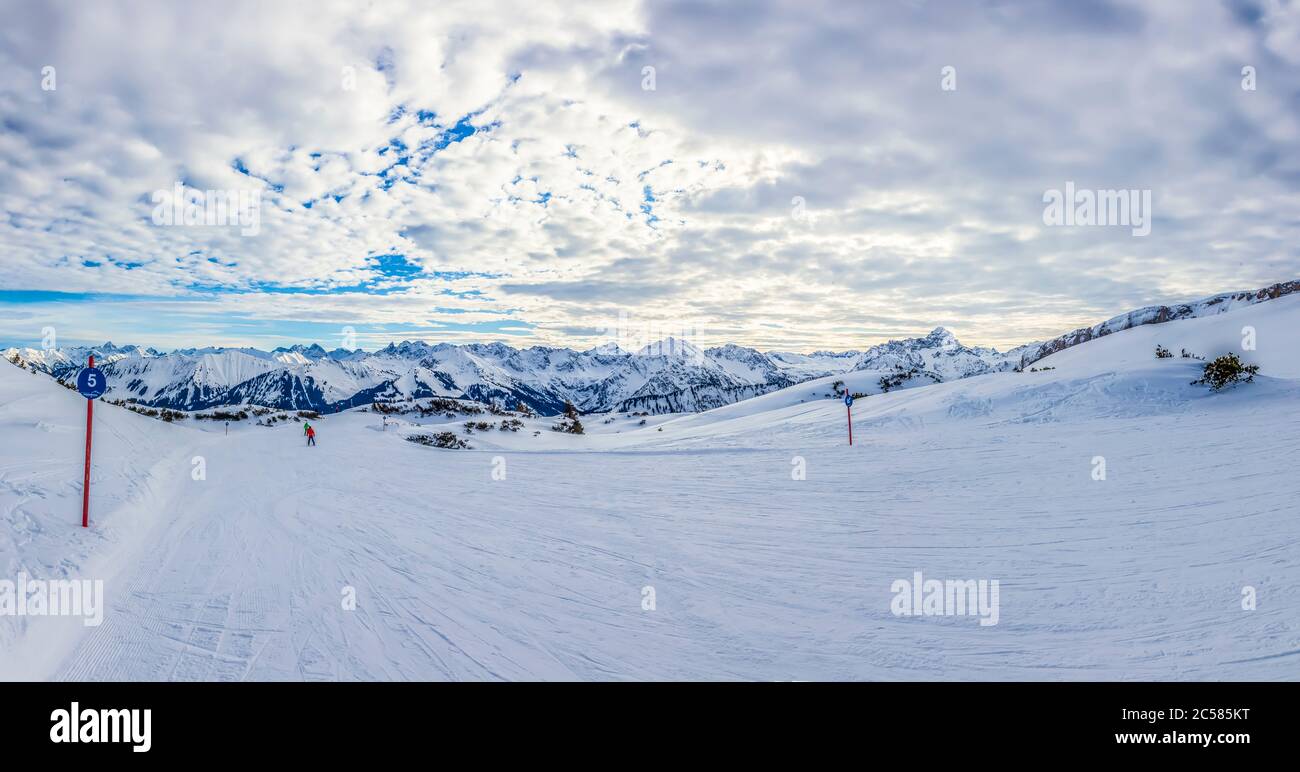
[82,355,94,528]
[844,393,854,446]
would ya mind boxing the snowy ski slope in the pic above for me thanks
[1,296,1297,680]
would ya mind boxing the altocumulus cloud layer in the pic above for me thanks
[0,0,1298,351]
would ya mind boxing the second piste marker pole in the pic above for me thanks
[844,392,854,446]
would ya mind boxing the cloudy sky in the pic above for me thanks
[1,0,1298,353]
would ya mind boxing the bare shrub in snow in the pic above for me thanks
[406,432,470,450]
[1192,353,1259,391]
[552,400,585,434]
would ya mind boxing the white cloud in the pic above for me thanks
[0,0,1297,352]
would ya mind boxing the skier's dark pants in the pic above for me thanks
[307,435,316,446]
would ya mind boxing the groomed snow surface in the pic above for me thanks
[2,296,1298,680]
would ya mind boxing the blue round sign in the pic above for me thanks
[76,367,107,400]
[843,393,854,407]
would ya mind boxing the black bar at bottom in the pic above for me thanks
[2,681,1289,758]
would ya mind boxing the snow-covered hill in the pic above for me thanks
[1015,278,1300,368]
[0,360,202,675]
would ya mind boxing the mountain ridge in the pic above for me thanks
[7,280,1296,415]
[6,327,1010,415]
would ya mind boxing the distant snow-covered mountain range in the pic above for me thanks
[6,280,1296,415]
[4,329,1021,415]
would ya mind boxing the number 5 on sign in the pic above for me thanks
[77,365,106,399]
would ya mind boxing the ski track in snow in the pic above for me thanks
[39,403,1300,681]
